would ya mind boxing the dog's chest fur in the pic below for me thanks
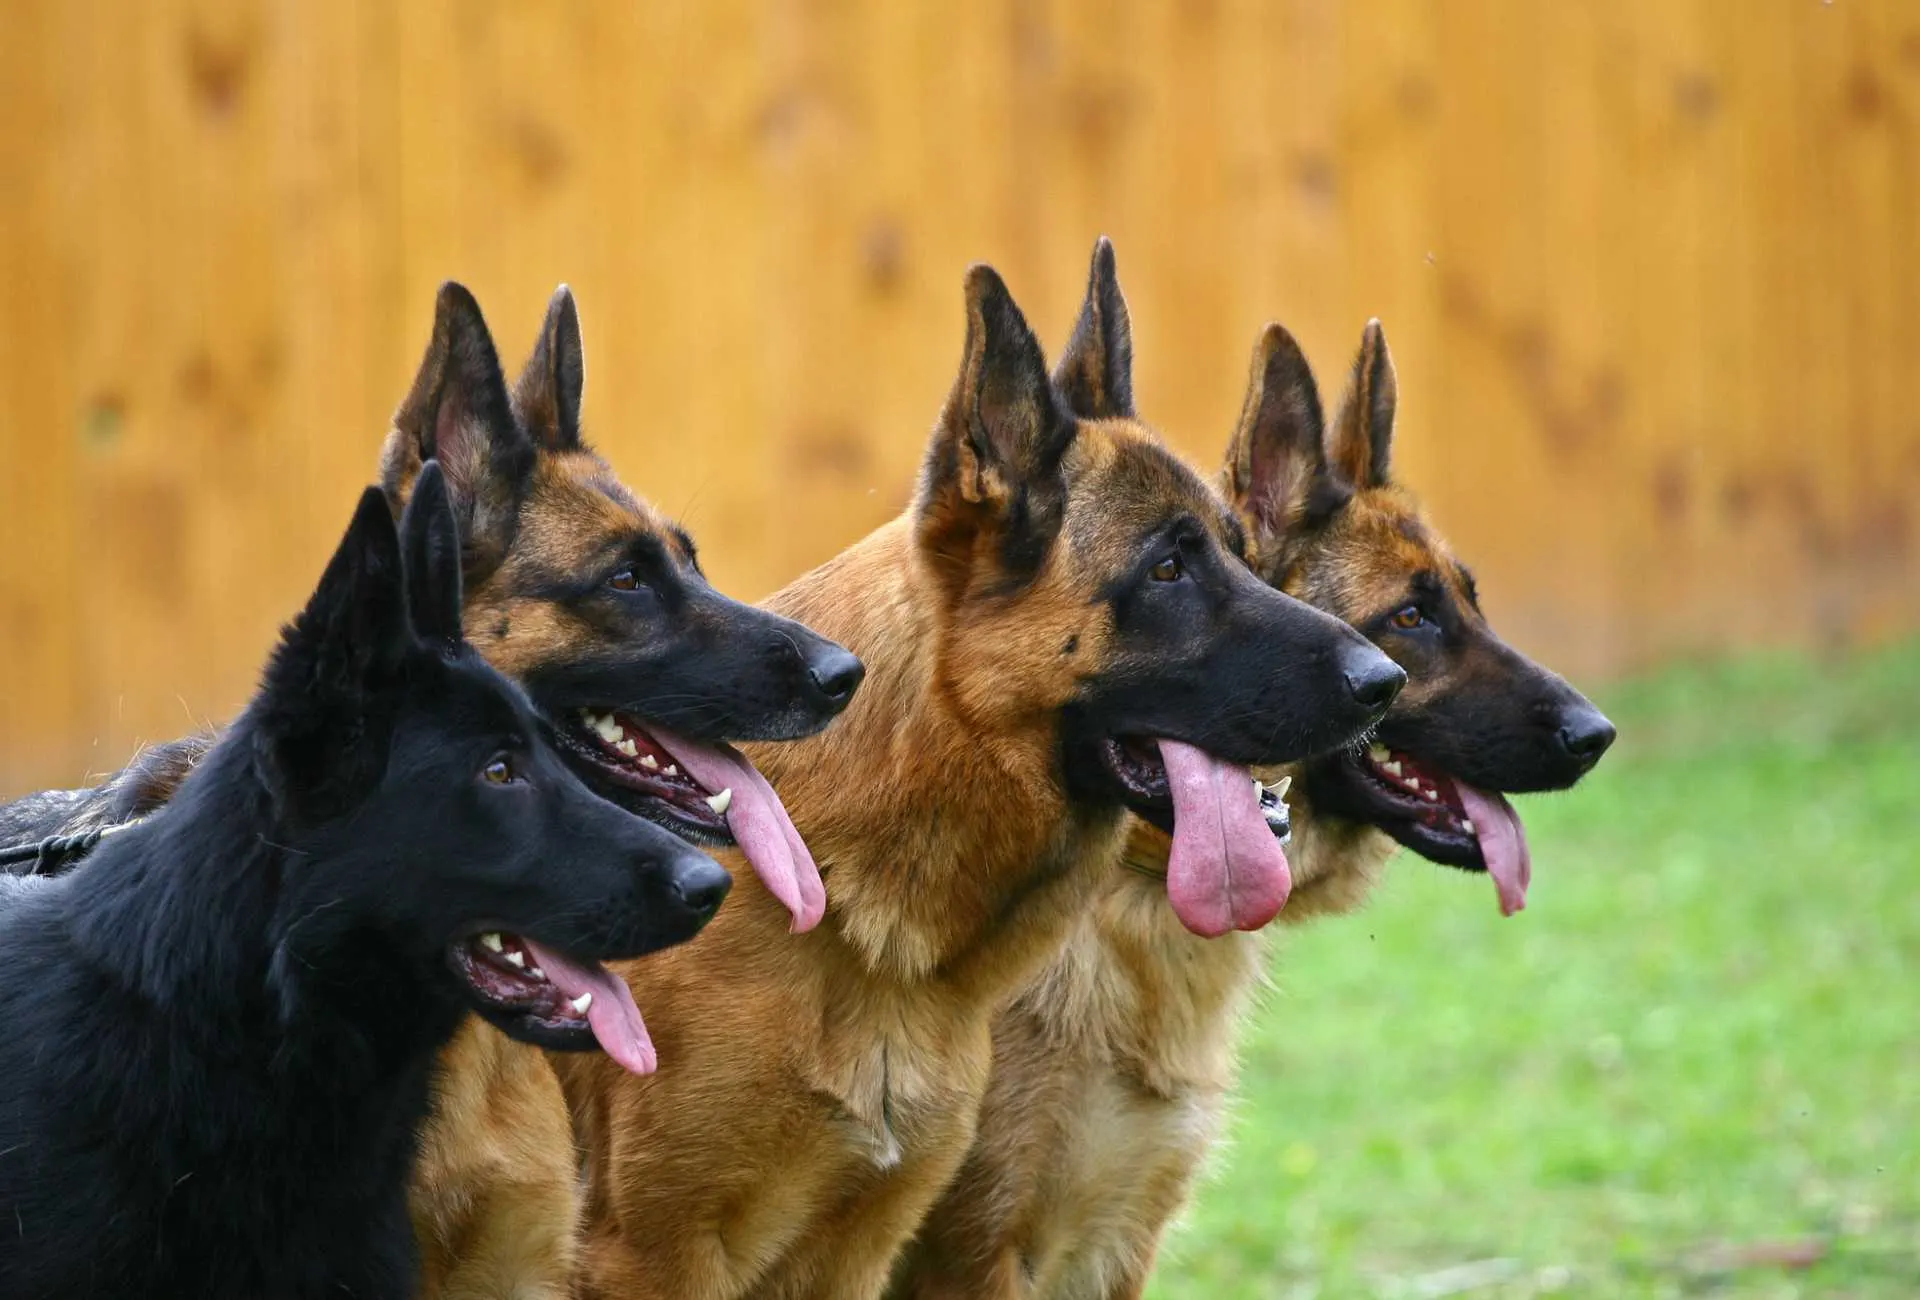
[901,811,1399,1299]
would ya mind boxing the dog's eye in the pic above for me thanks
[1389,605,1426,630]
[481,756,518,785]
[1149,555,1184,583]
[608,569,641,592]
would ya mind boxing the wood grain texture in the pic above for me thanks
[2,0,1915,793]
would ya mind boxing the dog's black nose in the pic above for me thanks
[669,857,733,919]
[806,646,866,709]
[1343,653,1406,714]
[1555,705,1617,766]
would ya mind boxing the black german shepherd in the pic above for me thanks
[0,464,728,1300]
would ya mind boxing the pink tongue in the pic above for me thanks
[518,939,656,1076]
[648,725,826,933]
[1455,781,1531,917]
[1157,739,1292,938]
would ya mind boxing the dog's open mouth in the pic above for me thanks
[552,709,734,840]
[448,930,658,1074]
[1098,738,1289,839]
[1096,736,1292,937]
[1357,743,1477,843]
[1339,742,1532,916]
[546,711,827,932]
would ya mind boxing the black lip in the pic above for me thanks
[468,1005,602,1052]
[1092,737,1176,832]
[1304,748,1488,872]
[1083,737,1291,843]
[541,711,738,843]
[445,933,601,1050]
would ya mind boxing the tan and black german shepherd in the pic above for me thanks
[0,283,866,1300]
[544,244,1403,1300]
[891,317,1617,1299]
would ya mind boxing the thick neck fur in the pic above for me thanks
[1037,795,1399,1091]
[0,713,465,1297]
[747,516,1126,1003]
[47,721,461,1218]
[66,732,462,1076]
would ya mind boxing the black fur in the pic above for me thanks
[1051,236,1136,421]
[0,466,724,1299]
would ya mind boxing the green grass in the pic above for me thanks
[1148,642,1920,1299]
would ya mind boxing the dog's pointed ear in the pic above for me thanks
[400,461,465,652]
[1221,323,1345,542]
[1052,237,1134,420]
[1326,319,1397,489]
[381,283,534,570]
[917,266,1075,582]
[512,284,586,452]
[257,486,411,819]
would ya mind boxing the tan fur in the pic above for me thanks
[543,268,1253,1300]
[412,1026,581,1300]
[403,447,702,1300]
[892,322,1466,1300]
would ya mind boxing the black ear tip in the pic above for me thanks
[1091,236,1117,279]
[1258,321,1308,371]
[346,485,396,541]
[964,263,1010,309]
[413,458,448,504]
[435,281,483,320]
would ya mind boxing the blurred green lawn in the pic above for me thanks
[1148,642,1920,1299]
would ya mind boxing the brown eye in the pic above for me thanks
[482,756,517,785]
[608,569,640,592]
[1149,555,1184,582]
[1389,605,1426,630]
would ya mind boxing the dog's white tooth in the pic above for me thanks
[639,754,659,771]
[706,787,733,816]
[662,764,679,778]
[616,738,639,758]
[504,950,525,968]
[480,932,504,953]
[528,966,546,981]
[1273,775,1292,800]
[1461,819,1476,834]
[1381,761,1402,777]
[1421,787,1439,802]
[570,992,593,1014]
[590,714,624,744]
[1369,743,1390,761]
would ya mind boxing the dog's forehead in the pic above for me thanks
[1067,420,1235,544]
[517,451,685,559]
[1319,485,1475,612]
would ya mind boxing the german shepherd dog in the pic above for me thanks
[0,283,864,1298]
[891,318,1617,1299]
[538,243,1403,1300]
[0,465,730,1299]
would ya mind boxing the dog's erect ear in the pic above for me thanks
[400,461,465,652]
[1052,237,1135,420]
[1221,323,1345,542]
[380,283,534,570]
[257,486,411,819]
[917,265,1076,583]
[1326,319,1397,489]
[512,284,586,452]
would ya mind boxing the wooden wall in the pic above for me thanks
[2,0,1916,795]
